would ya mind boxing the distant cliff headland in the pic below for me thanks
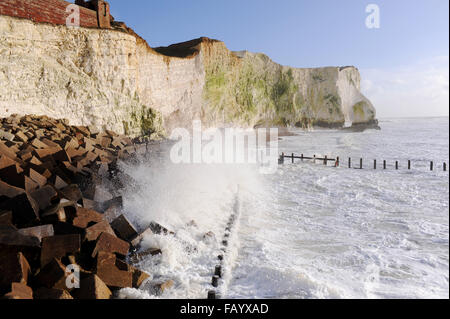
[0,0,378,137]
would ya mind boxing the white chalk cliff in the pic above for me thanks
[0,15,377,136]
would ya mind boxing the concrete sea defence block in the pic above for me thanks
[17,225,54,243]
[0,114,165,299]
[0,252,31,294]
[3,282,33,299]
[110,214,138,242]
[34,287,73,300]
[41,234,81,267]
[71,274,112,300]
[95,251,132,289]
[92,232,130,258]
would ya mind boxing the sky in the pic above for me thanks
[103,0,449,118]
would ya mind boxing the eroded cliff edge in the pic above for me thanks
[0,15,378,136]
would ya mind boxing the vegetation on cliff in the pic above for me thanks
[118,92,163,139]
[203,50,349,129]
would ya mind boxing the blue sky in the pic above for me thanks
[104,0,448,117]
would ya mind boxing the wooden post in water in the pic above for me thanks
[215,265,222,278]
[444,162,447,172]
[301,154,304,162]
[278,153,284,165]
[292,153,294,164]
[212,275,219,287]
[348,157,351,168]
[374,160,377,170]
[208,291,216,299]
[408,160,411,170]
[360,158,363,169]
[430,161,434,171]
[324,155,328,165]
[336,156,340,167]
[383,160,386,170]
[313,155,316,164]
[396,161,399,170]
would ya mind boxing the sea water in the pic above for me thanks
[117,117,449,299]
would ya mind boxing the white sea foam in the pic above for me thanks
[116,151,264,299]
[117,117,449,299]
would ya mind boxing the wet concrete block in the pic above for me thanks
[0,252,31,293]
[17,224,54,243]
[41,234,81,267]
[95,252,132,289]
[59,185,83,203]
[3,282,33,299]
[71,207,104,229]
[110,214,138,242]
[71,274,112,300]
[34,287,73,300]
[29,185,58,211]
[85,220,115,242]
[35,258,69,290]
[0,193,40,226]
[92,232,130,258]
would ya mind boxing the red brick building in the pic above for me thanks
[0,0,112,29]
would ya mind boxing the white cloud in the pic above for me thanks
[360,56,449,118]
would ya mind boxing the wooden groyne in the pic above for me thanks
[278,153,448,172]
[207,188,240,299]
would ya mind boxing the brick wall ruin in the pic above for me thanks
[0,0,111,29]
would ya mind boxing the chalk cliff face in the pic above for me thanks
[0,15,377,136]
[0,15,163,137]
[201,49,376,129]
